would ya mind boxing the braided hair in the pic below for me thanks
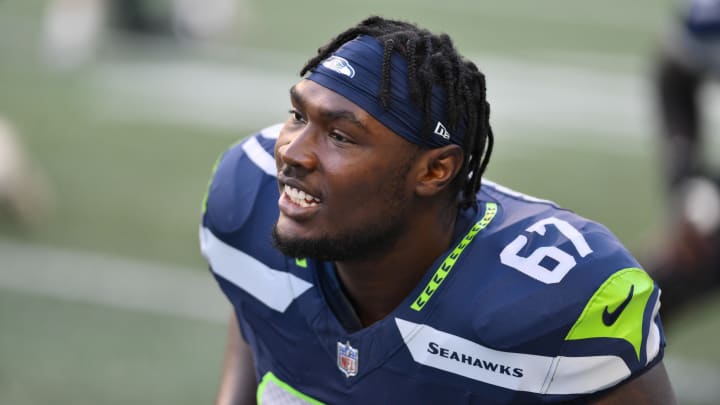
[300,16,494,210]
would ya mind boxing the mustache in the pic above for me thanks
[278,164,308,179]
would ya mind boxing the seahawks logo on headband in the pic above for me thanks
[321,56,356,78]
[308,35,464,148]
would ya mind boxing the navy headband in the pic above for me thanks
[307,35,465,148]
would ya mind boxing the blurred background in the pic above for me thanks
[1,0,720,403]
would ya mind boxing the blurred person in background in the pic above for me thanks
[201,16,676,404]
[0,116,51,228]
[42,0,240,69]
[645,0,720,320]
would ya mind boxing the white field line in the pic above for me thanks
[2,6,715,143]
[0,239,230,323]
[87,56,651,136]
[0,239,718,402]
[86,54,720,147]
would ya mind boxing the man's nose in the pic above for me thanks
[277,127,318,171]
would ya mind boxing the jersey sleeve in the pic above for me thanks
[475,190,666,400]
[532,216,665,398]
[201,124,281,238]
[198,124,303,309]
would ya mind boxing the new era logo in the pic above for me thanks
[434,122,451,140]
[321,56,356,78]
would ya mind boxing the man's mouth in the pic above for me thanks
[284,185,322,208]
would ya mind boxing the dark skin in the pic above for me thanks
[215,313,257,405]
[275,79,463,325]
[215,80,678,404]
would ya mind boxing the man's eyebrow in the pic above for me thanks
[289,85,367,131]
[289,85,304,107]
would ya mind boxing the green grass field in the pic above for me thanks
[2,0,720,403]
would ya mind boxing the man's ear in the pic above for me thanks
[414,145,464,197]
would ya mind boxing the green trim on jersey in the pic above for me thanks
[295,257,308,268]
[564,267,655,360]
[201,151,225,214]
[257,371,325,405]
[202,138,247,214]
[411,202,498,311]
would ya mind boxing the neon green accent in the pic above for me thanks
[201,152,225,214]
[564,267,655,360]
[257,371,325,405]
[295,257,307,268]
[411,202,498,311]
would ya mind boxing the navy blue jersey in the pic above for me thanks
[200,125,665,404]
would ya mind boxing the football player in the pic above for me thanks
[201,16,677,404]
[42,0,239,69]
[0,116,50,227]
[645,0,720,320]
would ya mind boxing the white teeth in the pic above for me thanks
[284,185,321,207]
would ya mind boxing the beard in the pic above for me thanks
[271,213,406,262]
[272,154,416,262]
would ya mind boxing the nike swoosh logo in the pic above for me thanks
[602,284,635,326]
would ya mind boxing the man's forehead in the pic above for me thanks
[290,80,370,130]
[289,80,420,145]
[291,80,355,102]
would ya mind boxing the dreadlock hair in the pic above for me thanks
[300,16,494,210]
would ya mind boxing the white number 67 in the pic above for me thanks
[499,217,593,284]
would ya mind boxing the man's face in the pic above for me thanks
[272,79,422,261]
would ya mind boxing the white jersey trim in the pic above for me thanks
[200,226,312,312]
[481,179,555,205]
[646,294,662,364]
[243,136,278,177]
[260,123,283,139]
[242,122,284,177]
[395,318,631,395]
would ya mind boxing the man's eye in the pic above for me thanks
[288,110,306,123]
[329,132,350,143]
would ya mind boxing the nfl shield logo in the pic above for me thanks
[337,341,359,378]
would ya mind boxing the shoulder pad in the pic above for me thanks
[202,125,281,235]
[565,268,659,363]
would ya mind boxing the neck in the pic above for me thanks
[335,205,458,327]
